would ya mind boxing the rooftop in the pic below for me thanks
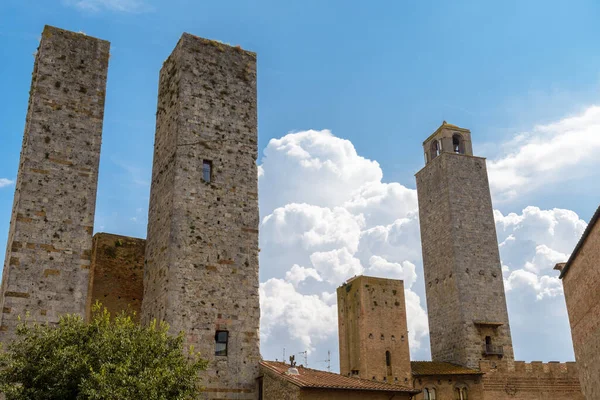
[410,361,483,376]
[423,120,471,145]
[260,361,420,394]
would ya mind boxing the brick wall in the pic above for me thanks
[86,233,145,321]
[561,219,600,400]
[412,375,484,400]
[338,276,412,386]
[479,360,583,399]
[0,25,109,343]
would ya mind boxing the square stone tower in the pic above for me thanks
[337,276,412,386]
[415,122,514,369]
[142,33,260,399]
[0,26,109,343]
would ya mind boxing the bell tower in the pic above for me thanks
[415,122,514,369]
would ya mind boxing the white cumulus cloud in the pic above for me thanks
[0,179,14,188]
[488,105,600,201]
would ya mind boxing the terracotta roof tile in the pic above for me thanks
[411,361,483,376]
[260,361,420,394]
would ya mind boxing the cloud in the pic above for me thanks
[488,105,600,200]
[258,130,430,365]
[63,0,152,12]
[495,207,585,301]
[259,278,337,354]
[0,179,14,188]
[259,130,381,214]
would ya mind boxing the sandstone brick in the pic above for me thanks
[560,209,600,400]
[85,233,145,322]
[337,276,412,386]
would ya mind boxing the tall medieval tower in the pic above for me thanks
[0,26,109,343]
[337,276,412,385]
[142,34,261,399]
[415,122,514,369]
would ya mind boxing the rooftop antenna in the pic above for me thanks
[315,350,331,372]
[298,350,308,367]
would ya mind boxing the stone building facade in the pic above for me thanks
[85,233,145,321]
[337,275,412,385]
[141,33,261,399]
[415,122,514,369]
[555,206,600,400]
[0,26,109,342]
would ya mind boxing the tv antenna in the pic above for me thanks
[315,350,331,372]
[298,350,308,367]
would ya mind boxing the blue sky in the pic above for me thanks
[1,0,600,370]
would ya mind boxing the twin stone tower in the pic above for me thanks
[0,26,260,398]
[0,25,515,398]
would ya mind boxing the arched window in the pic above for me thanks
[430,139,442,160]
[424,387,437,400]
[385,351,391,367]
[454,386,468,400]
[452,134,464,154]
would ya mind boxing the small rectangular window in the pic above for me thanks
[202,160,212,183]
[215,330,228,356]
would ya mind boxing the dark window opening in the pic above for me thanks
[425,388,437,400]
[258,377,263,400]
[485,336,492,346]
[385,351,391,367]
[215,330,228,356]
[454,387,468,400]
[430,139,442,160]
[202,160,212,183]
[351,369,359,376]
[452,134,464,154]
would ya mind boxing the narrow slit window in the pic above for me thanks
[386,351,391,367]
[215,330,228,356]
[202,160,212,183]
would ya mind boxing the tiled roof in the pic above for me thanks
[411,361,483,376]
[260,361,420,394]
[558,204,600,279]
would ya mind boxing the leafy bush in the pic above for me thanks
[0,303,207,400]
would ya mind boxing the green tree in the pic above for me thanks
[0,303,207,400]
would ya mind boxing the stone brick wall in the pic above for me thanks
[86,233,145,322]
[260,371,300,400]
[0,25,109,343]
[412,374,484,400]
[299,389,412,400]
[337,276,412,386]
[561,219,600,400]
[479,360,583,399]
[142,33,260,399]
[416,148,514,369]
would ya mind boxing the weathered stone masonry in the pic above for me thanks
[142,34,261,399]
[416,124,514,369]
[0,26,109,342]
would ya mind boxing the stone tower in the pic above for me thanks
[415,122,514,369]
[142,34,260,399]
[0,26,109,343]
[337,276,412,385]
